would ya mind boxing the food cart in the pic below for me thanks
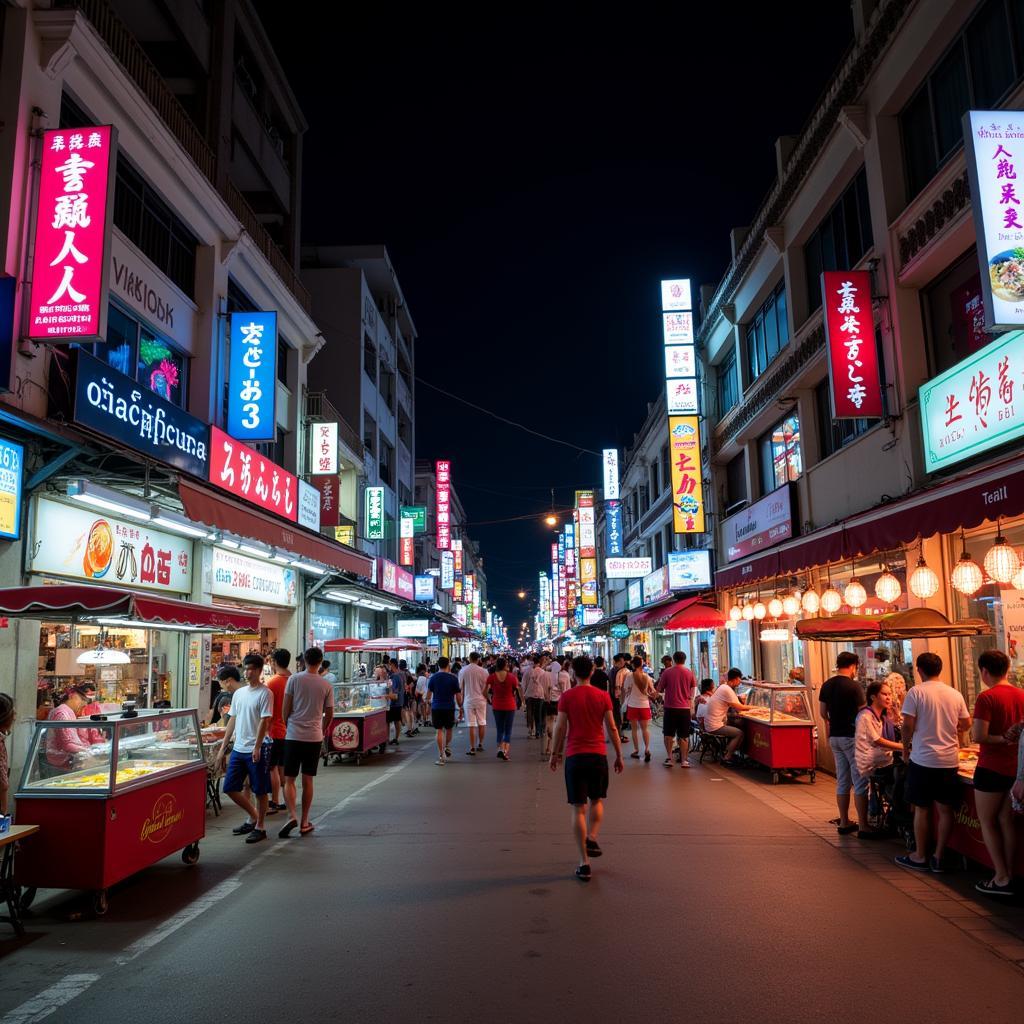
[321,637,424,766]
[734,682,817,784]
[15,708,206,915]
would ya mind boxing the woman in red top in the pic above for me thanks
[971,649,1024,896]
[484,658,522,762]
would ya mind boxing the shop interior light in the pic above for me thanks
[983,521,1020,584]
[290,560,326,575]
[909,551,940,600]
[729,605,742,622]
[218,537,241,549]
[91,616,204,632]
[951,531,984,596]
[724,618,737,630]
[844,578,867,609]
[874,568,902,604]
[76,627,132,664]
[240,544,269,558]
[801,589,820,614]
[66,480,152,521]
[760,627,790,642]
[151,514,213,540]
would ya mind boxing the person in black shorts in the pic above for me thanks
[427,656,463,765]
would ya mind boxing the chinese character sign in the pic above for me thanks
[0,439,23,540]
[668,416,705,533]
[208,426,296,521]
[821,270,883,418]
[920,328,1024,471]
[602,448,619,499]
[436,459,451,550]
[365,485,385,540]
[664,345,696,379]
[28,126,116,342]
[440,549,455,589]
[666,378,699,414]
[227,311,278,441]
[297,479,319,531]
[313,422,338,474]
[400,514,414,567]
[313,474,340,527]
[662,312,694,344]
[660,279,692,312]
[964,111,1024,329]
[604,499,623,556]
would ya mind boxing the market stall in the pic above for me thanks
[14,708,205,915]
[734,682,817,784]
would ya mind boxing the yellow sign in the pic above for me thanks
[335,525,355,546]
[140,792,184,843]
[668,416,705,533]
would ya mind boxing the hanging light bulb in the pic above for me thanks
[742,603,755,620]
[768,597,784,618]
[729,605,742,622]
[951,531,984,596]
[909,556,940,600]
[875,568,902,604]
[844,577,867,608]
[983,522,1020,584]
[782,593,800,616]
[820,587,843,613]
[753,601,767,619]
[801,589,820,614]
[1012,563,1024,591]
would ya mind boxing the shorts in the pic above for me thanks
[269,738,286,768]
[465,702,487,727]
[830,736,866,796]
[432,708,456,730]
[970,766,1015,794]
[544,701,559,718]
[283,739,322,778]
[663,708,691,738]
[626,706,652,722]
[565,753,609,805]
[386,707,402,724]
[905,760,961,807]
[223,745,272,796]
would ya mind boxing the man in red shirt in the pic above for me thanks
[549,654,624,881]
[656,651,697,768]
[265,648,292,814]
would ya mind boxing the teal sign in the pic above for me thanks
[401,505,427,534]
[610,623,630,639]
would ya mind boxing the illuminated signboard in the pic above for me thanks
[401,505,426,534]
[227,311,278,441]
[212,547,296,607]
[28,126,116,343]
[378,557,414,600]
[668,416,705,533]
[365,485,385,540]
[400,512,414,566]
[440,549,455,589]
[660,279,692,312]
[414,574,435,602]
[436,460,451,549]
[297,479,319,531]
[605,556,653,579]
[0,438,23,539]
[667,549,713,590]
[602,448,619,499]
[642,565,671,605]
[313,474,340,527]
[312,421,338,474]
[666,377,699,414]
[209,425,295,521]
[665,345,696,378]
[662,311,694,344]
[627,580,642,609]
[396,618,430,638]
[605,499,623,556]
[821,270,883,418]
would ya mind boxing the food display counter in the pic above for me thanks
[323,682,389,766]
[734,682,817,784]
[939,745,1024,874]
[15,709,206,915]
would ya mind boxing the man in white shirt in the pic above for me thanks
[896,652,971,873]
[215,653,273,844]
[612,654,632,741]
[459,652,491,754]
[704,668,747,765]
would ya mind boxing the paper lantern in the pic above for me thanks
[801,589,820,614]
[742,603,755,620]
[1012,564,1024,591]
[844,578,867,608]
[909,558,940,600]
[820,587,842,613]
[874,570,902,604]
[951,552,984,595]
[983,535,1020,584]
[753,601,767,619]
[782,594,800,616]
[729,605,742,622]
[768,597,784,618]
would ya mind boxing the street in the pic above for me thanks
[3,720,1024,1022]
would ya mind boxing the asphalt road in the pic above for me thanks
[3,719,1024,1022]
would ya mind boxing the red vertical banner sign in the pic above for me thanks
[313,475,340,527]
[29,126,117,342]
[821,270,883,419]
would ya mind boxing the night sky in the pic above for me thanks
[256,5,855,619]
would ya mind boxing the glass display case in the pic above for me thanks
[19,709,203,795]
[333,681,389,715]
[737,682,813,725]
[732,682,817,782]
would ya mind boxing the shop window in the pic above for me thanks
[717,349,739,414]
[900,0,1022,199]
[728,620,754,678]
[725,451,747,511]
[745,281,789,383]
[923,248,992,375]
[364,333,377,384]
[815,378,878,458]
[102,305,138,379]
[759,414,801,496]
[803,168,874,315]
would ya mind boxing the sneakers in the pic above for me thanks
[475,745,484,752]
[232,821,255,836]
[895,854,929,872]
[585,839,602,857]
[976,878,1015,897]
[435,757,447,766]
[445,747,452,758]
[663,758,673,767]
[575,864,592,882]
[245,828,267,844]
[466,748,476,756]
[644,752,651,763]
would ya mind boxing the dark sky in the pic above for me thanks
[256,6,855,617]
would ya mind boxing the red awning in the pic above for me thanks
[179,481,373,578]
[716,452,1024,590]
[663,603,726,631]
[0,585,260,631]
[627,594,705,629]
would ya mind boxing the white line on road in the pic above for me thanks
[1,974,100,1024]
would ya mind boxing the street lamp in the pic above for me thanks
[544,514,558,527]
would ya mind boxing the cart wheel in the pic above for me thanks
[92,890,109,917]
[19,887,37,912]
[809,771,816,783]
[181,842,200,866]
[771,771,780,785]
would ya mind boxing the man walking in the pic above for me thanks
[612,653,631,741]
[896,652,971,873]
[819,652,866,834]
[549,654,624,881]
[656,651,697,767]
[387,658,405,745]
[216,653,273,844]
[265,648,291,814]
[591,656,610,693]
[459,651,489,754]
[280,646,334,838]
[428,656,463,765]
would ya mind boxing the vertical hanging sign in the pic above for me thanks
[821,270,883,418]
[313,422,338,473]
[365,485,385,540]
[227,311,278,441]
[28,126,116,342]
[435,460,451,550]
[668,416,706,533]
[399,511,415,567]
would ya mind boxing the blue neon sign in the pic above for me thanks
[227,311,278,441]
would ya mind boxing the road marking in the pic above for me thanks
[1,974,100,1024]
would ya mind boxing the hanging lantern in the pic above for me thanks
[782,593,800,616]
[753,601,767,619]
[844,578,867,608]
[874,569,902,604]
[820,587,842,613]
[768,597,784,618]
[1012,564,1024,591]
[742,603,755,620]
[951,552,984,595]
[983,529,1020,584]
[729,605,742,622]
[909,557,940,600]
[801,589,820,614]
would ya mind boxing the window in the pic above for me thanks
[102,305,138,379]
[717,349,739,414]
[379,366,395,409]
[379,440,394,488]
[660,444,671,499]
[363,333,377,384]
[277,338,289,387]
[363,413,377,458]
[745,281,789,383]
[653,530,664,568]
[815,378,878,458]
[649,462,659,500]
[397,407,412,448]
[759,414,801,495]
[803,168,874,314]
[924,248,990,374]
[725,451,747,510]
[900,0,1021,198]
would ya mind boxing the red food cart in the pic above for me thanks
[15,708,206,915]
[735,682,817,784]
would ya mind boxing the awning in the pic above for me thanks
[179,481,373,577]
[796,608,993,643]
[324,637,425,652]
[627,594,705,630]
[716,452,1024,590]
[576,612,627,638]
[0,584,260,632]
[663,603,726,631]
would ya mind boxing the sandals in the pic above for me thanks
[575,864,592,882]
[300,823,315,836]
[278,819,298,839]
